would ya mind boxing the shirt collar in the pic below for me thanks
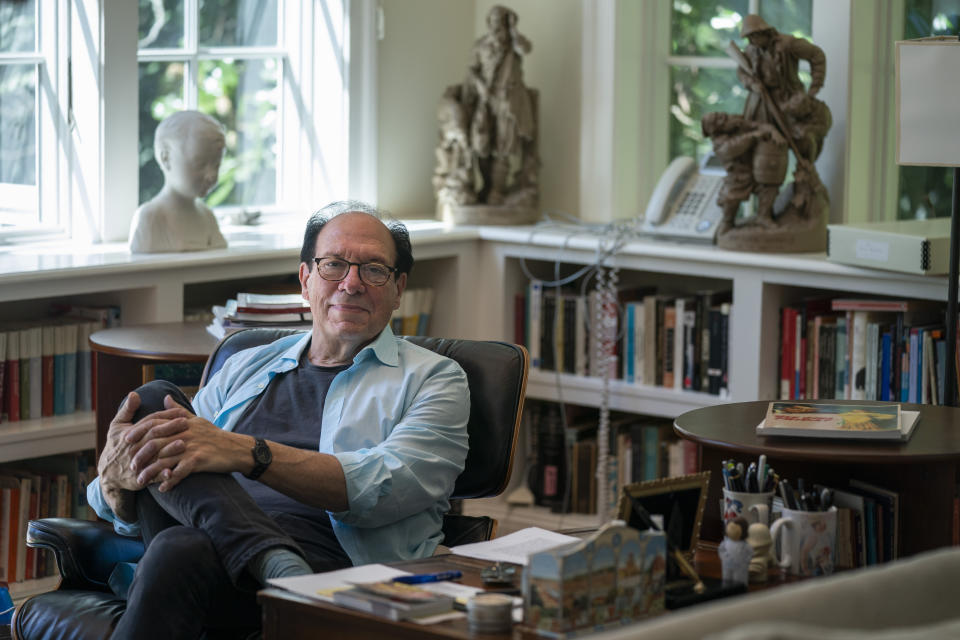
[282,325,399,369]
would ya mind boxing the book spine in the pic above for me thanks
[880,331,892,402]
[719,303,731,399]
[19,330,30,420]
[662,305,676,389]
[5,331,21,422]
[672,298,685,391]
[528,280,542,369]
[29,327,42,419]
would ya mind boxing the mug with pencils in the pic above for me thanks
[722,488,774,526]
[720,457,776,526]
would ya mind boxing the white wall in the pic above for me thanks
[377,0,582,219]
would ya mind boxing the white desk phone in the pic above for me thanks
[639,154,725,243]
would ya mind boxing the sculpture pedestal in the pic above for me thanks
[439,203,540,226]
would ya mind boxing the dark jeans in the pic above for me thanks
[112,380,345,640]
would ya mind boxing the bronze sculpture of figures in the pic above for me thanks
[703,14,832,252]
[433,5,540,225]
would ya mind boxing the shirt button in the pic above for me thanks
[257,383,264,389]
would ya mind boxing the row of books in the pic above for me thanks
[389,288,434,337]
[798,479,900,570]
[517,282,732,396]
[1,304,120,423]
[525,404,698,516]
[778,297,951,404]
[1,452,97,584]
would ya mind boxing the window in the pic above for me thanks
[137,0,282,209]
[669,1,812,161]
[0,0,372,244]
[0,0,61,238]
[896,1,960,219]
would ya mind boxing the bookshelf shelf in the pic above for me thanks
[526,370,722,417]
[0,411,95,464]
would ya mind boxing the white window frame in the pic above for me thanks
[0,0,66,242]
[1,0,376,245]
[582,0,852,225]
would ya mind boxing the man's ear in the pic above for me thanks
[298,262,312,299]
[393,273,407,310]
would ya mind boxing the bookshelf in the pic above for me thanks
[0,221,953,587]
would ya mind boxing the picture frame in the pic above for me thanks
[616,471,711,558]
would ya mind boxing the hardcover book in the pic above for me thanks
[756,402,919,441]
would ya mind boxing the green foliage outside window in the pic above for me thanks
[898,1,959,220]
[137,0,278,208]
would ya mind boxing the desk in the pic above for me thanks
[257,545,797,639]
[89,322,218,454]
[675,400,960,555]
[258,555,521,640]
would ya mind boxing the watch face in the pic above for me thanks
[254,439,272,465]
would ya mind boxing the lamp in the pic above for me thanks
[895,36,960,407]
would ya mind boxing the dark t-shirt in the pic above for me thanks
[232,351,351,567]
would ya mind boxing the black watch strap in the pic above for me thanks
[246,437,272,480]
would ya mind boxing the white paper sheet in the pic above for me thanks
[267,563,411,601]
[449,526,579,565]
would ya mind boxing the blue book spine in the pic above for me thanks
[936,338,946,405]
[908,331,919,403]
[879,332,892,401]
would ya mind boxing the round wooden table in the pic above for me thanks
[675,400,960,556]
[89,322,220,453]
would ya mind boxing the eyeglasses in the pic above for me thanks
[313,257,399,286]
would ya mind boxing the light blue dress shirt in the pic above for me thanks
[88,327,470,565]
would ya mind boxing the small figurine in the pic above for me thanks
[746,521,775,583]
[129,110,228,253]
[718,516,753,587]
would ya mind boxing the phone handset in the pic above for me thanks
[643,156,698,225]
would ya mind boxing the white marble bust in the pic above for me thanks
[128,110,229,253]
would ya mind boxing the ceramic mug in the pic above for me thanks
[770,506,837,577]
[721,489,774,526]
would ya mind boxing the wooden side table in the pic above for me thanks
[675,400,960,556]
[89,322,219,455]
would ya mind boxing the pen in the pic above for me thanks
[757,454,766,491]
[392,570,463,584]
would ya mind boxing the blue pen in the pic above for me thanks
[392,570,463,584]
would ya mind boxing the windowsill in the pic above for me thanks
[0,216,472,285]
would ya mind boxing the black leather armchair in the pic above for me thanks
[13,329,528,640]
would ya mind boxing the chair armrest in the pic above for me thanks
[27,518,145,591]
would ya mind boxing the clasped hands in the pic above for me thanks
[99,391,247,495]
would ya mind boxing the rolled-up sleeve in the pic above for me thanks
[331,360,469,528]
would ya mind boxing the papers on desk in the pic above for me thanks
[449,526,580,565]
[268,563,410,602]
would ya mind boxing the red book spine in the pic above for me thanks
[781,308,796,400]
[41,354,54,417]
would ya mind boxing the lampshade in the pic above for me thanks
[896,38,960,167]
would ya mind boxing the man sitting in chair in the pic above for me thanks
[88,201,470,638]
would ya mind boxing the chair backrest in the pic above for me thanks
[199,328,529,500]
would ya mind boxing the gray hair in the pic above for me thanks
[300,201,414,276]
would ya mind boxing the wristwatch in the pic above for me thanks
[246,437,272,480]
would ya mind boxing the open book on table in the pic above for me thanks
[756,402,919,442]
